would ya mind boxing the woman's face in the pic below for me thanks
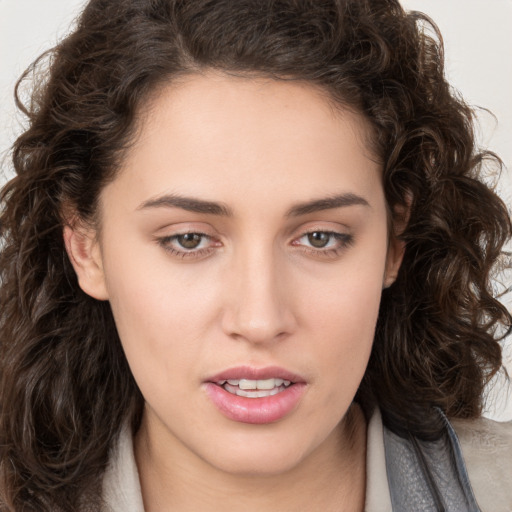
[67,73,404,475]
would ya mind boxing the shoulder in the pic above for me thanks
[451,416,512,512]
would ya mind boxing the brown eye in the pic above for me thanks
[177,233,203,249]
[307,232,331,248]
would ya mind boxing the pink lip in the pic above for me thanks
[203,366,307,425]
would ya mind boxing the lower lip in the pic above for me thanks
[204,382,307,424]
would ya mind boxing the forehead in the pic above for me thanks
[136,72,376,158]
[107,72,382,211]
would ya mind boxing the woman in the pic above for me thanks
[1,0,511,510]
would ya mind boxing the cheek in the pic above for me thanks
[301,244,386,338]
[103,227,220,325]
[310,277,381,380]
[298,238,387,389]
[101,245,223,390]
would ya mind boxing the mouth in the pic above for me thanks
[204,366,307,424]
[215,378,292,398]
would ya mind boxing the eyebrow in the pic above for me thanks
[138,194,233,216]
[285,193,370,217]
[137,192,370,217]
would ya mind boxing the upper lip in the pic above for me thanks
[206,365,306,384]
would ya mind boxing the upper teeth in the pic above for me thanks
[217,378,291,390]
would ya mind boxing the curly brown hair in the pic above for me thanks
[1,0,511,509]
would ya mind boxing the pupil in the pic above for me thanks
[308,232,330,248]
[178,233,202,249]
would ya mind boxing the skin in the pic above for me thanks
[65,73,405,511]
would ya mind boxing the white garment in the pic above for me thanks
[102,409,512,512]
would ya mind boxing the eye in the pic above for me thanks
[157,231,219,259]
[292,230,354,257]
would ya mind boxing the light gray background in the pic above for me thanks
[1,0,511,420]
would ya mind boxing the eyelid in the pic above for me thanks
[152,220,217,236]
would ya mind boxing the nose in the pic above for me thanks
[221,245,297,344]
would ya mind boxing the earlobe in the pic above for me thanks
[63,224,109,300]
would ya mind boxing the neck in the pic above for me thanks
[135,403,367,512]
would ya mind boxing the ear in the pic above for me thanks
[383,199,410,289]
[63,224,109,300]
[383,234,406,289]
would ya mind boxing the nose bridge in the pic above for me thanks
[222,238,295,343]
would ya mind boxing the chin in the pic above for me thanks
[197,428,318,477]
[210,448,307,477]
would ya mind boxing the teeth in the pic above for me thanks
[254,378,276,390]
[239,379,257,390]
[220,378,294,398]
[220,378,291,390]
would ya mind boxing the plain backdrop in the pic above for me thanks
[0,0,511,420]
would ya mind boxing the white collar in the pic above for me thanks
[102,422,145,512]
[365,407,393,512]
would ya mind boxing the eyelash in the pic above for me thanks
[156,230,354,260]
